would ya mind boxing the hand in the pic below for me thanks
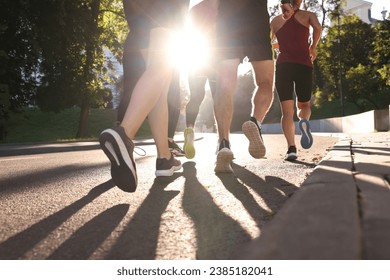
[309,46,317,61]
[281,3,294,20]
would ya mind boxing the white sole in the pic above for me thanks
[214,148,234,173]
[155,164,182,177]
[285,153,297,161]
[242,121,266,159]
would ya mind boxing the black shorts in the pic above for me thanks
[123,0,189,48]
[119,1,188,121]
[216,0,273,62]
[275,63,313,102]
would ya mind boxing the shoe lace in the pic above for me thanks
[169,140,184,153]
[114,122,146,156]
[134,146,146,156]
[170,141,180,149]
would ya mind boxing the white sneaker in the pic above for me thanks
[214,139,234,173]
[242,117,266,159]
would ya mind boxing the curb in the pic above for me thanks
[234,132,390,259]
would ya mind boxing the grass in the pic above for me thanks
[311,100,361,120]
[1,100,362,144]
[2,107,151,144]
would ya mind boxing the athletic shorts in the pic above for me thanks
[123,0,189,48]
[275,63,313,102]
[119,1,188,121]
[216,0,273,62]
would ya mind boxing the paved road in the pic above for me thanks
[0,133,339,259]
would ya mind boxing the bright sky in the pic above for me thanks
[270,0,390,19]
[191,0,389,20]
[268,0,388,20]
[366,0,389,20]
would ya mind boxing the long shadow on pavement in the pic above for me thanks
[216,171,273,228]
[182,162,252,260]
[0,180,115,259]
[216,163,298,239]
[0,162,109,194]
[48,204,129,259]
[231,163,299,213]
[104,175,181,259]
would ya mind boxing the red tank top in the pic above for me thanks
[275,10,313,68]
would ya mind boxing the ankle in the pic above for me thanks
[250,116,262,128]
[158,152,172,160]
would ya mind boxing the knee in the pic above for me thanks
[281,103,295,119]
[219,76,236,94]
[297,101,311,111]
[281,109,294,120]
[256,74,274,90]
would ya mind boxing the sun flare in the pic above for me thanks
[167,25,211,73]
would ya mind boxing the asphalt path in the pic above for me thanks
[0,133,339,259]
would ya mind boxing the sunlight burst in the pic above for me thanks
[167,25,211,73]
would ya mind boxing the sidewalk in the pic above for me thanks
[235,132,390,259]
[0,138,164,157]
[0,141,100,157]
[1,132,389,259]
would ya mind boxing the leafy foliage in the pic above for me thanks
[314,15,389,112]
[1,0,126,137]
[1,0,389,141]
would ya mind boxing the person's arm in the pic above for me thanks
[309,12,322,61]
[270,18,280,50]
[190,0,219,31]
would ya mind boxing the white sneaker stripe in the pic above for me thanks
[105,141,120,166]
[103,128,137,184]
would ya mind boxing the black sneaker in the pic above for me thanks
[285,146,297,161]
[168,139,185,157]
[214,139,234,173]
[99,126,137,192]
[155,154,182,177]
[242,116,266,159]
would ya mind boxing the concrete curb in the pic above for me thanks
[234,132,390,260]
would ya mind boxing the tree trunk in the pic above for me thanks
[76,101,90,138]
[76,0,101,138]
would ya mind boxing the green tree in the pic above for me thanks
[344,64,381,110]
[1,0,127,139]
[370,19,390,87]
[33,0,126,137]
[315,15,379,111]
[0,0,41,111]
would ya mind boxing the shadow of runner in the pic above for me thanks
[285,159,317,168]
[351,146,390,157]
[105,175,181,260]
[231,163,299,213]
[182,162,251,260]
[47,204,129,259]
[0,163,109,194]
[216,172,273,228]
[0,180,115,259]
